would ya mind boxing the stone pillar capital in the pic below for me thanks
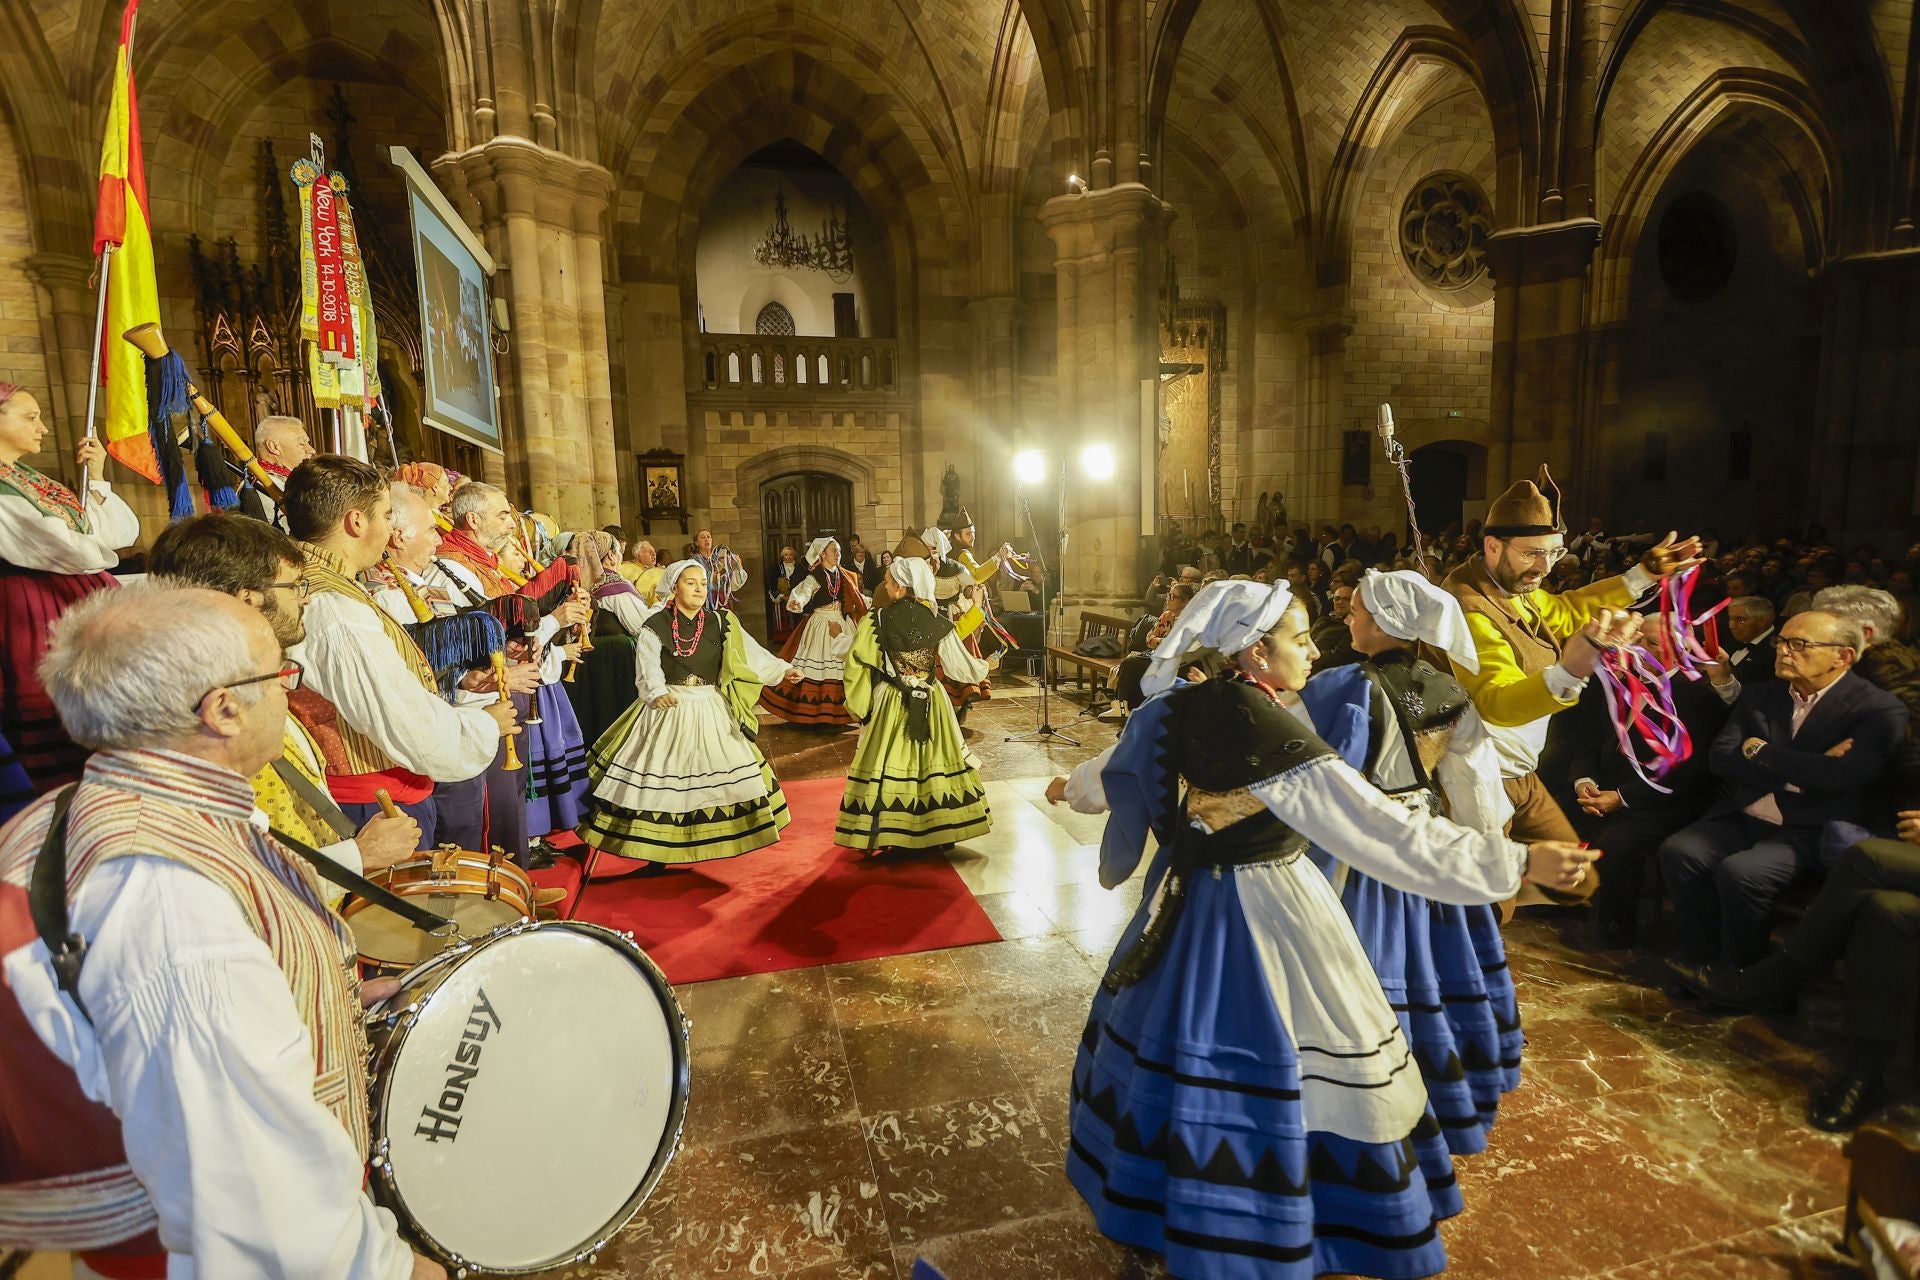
[1040,183,1174,261]
[23,251,96,297]
[1485,218,1603,285]
[441,137,615,229]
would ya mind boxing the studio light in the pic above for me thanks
[1066,174,1087,194]
[1079,442,1116,480]
[1012,449,1048,485]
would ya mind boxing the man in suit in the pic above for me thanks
[1222,522,1262,576]
[1725,595,1778,686]
[1566,617,1735,948]
[1660,609,1909,964]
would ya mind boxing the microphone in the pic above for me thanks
[1376,403,1395,443]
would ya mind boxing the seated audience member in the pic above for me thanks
[0,583,438,1277]
[1667,814,1920,1131]
[1725,596,1779,686]
[1309,581,1357,673]
[1564,619,1734,948]
[1143,573,1171,617]
[1660,610,1907,964]
[146,513,421,894]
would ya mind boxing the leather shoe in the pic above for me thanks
[526,843,559,871]
[1807,1071,1888,1132]
[1662,959,1794,1013]
[533,887,567,908]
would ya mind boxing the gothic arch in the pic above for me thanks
[1319,28,1497,289]
[1590,69,1836,328]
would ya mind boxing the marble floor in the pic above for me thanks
[550,684,1863,1280]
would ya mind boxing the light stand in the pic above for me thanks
[1005,480,1078,747]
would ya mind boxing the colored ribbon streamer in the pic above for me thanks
[1591,565,1723,793]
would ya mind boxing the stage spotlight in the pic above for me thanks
[1079,442,1116,480]
[1066,173,1087,193]
[1013,449,1048,485]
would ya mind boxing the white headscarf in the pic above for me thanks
[805,536,838,567]
[889,554,936,606]
[921,526,952,560]
[660,558,705,601]
[1358,569,1479,673]
[1141,580,1295,698]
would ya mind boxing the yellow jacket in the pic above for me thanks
[1443,557,1645,728]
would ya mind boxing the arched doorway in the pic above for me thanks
[1408,441,1488,535]
[760,471,854,570]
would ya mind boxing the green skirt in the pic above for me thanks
[835,681,992,850]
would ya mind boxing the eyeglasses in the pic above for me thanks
[265,579,311,600]
[194,661,303,709]
[1504,544,1567,567]
[1777,637,1850,655]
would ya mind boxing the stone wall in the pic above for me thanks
[0,108,52,431]
[1338,91,1499,537]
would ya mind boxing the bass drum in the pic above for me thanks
[365,920,689,1275]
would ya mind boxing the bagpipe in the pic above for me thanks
[123,323,284,517]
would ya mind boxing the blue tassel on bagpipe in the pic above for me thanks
[406,610,509,697]
[143,349,195,519]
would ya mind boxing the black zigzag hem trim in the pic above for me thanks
[838,791,990,819]
[843,764,981,785]
[580,813,785,853]
[582,796,787,836]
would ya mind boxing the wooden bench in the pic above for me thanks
[1046,609,1136,703]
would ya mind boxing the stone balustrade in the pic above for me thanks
[694,335,901,400]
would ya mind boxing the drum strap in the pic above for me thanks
[270,759,359,841]
[268,827,454,934]
[28,784,92,1024]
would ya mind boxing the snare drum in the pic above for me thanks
[366,920,689,1275]
[342,847,536,968]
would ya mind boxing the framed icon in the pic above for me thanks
[638,448,688,534]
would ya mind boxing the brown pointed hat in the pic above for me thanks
[893,533,933,560]
[1483,465,1564,538]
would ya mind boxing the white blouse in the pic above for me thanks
[0,480,140,574]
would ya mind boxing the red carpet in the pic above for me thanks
[531,777,1002,984]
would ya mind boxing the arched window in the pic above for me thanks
[751,352,764,384]
[773,353,786,386]
[726,352,741,383]
[755,302,796,336]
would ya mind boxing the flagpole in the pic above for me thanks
[76,244,116,497]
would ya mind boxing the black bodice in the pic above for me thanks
[647,606,724,684]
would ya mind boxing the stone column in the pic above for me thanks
[1295,311,1354,529]
[1484,218,1601,499]
[440,138,617,530]
[1041,183,1170,606]
[966,294,1020,546]
[1806,249,1920,548]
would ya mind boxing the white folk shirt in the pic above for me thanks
[0,479,141,573]
[4,814,412,1279]
[289,586,498,782]
[1744,678,1838,825]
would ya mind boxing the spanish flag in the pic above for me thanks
[92,0,162,483]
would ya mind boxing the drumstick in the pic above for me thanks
[375,789,401,820]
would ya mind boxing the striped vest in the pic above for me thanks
[0,749,369,1249]
[295,541,441,777]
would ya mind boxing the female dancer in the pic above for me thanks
[760,536,868,727]
[834,555,992,853]
[1069,580,1595,1280]
[0,385,139,791]
[579,560,799,864]
[1297,569,1520,1154]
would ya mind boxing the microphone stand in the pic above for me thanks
[1005,488,1078,747]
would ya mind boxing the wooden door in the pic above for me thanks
[760,471,853,570]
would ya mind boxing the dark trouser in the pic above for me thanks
[431,773,488,851]
[1501,772,1595,911]
[482,695,532,867]
[340,791,438,845]
[1778,838,1920,1066]
[1659,813,1823,963]
[1573,804,1688,937]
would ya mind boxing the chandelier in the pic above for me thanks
[753,188,855,281]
